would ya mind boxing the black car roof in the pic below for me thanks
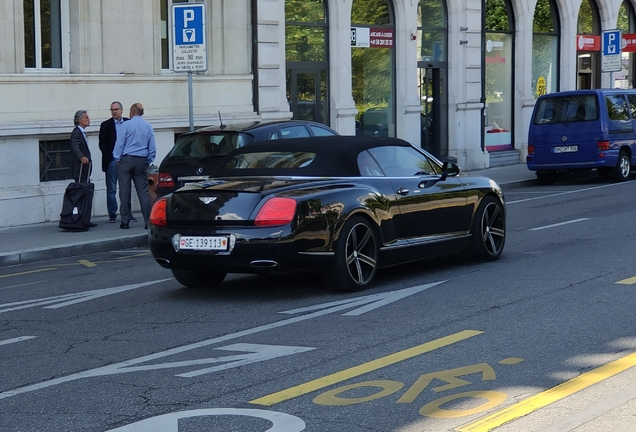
[214,136,415,177]
[181,119,334,135]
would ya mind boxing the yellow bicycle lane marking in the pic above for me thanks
[457,350,636,432]
[249,329,484,406]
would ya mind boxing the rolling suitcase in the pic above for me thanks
[59,164,95,231]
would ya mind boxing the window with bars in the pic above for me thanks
[39,139,72,181]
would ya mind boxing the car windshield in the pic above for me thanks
[165,132,247,160]
[533,94,599,125]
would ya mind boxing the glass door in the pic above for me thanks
[287,68,328,124]
[418,67,447,158]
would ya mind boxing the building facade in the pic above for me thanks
[1,0,634,226]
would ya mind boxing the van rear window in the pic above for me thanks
[533,95,598,125]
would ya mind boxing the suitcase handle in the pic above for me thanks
[77,161,91,183]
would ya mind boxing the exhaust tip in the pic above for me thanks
[155,258,171,268]
[250,260,278,269]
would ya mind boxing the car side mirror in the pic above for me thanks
[440,160,461,181]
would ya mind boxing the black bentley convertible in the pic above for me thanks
[149,136,506,291]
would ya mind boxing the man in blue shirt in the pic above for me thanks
[112,103,157,229]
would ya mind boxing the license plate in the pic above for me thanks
[552,145,578,153]
[179,236,229,251]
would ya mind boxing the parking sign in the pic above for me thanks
[172,3,207,72]
[602,29,621,72]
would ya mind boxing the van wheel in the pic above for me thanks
[536,171,557,185]
[611,151,631,182]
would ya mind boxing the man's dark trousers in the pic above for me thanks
[117,155,150,225]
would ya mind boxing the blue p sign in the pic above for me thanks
[603,30,621,56]
[174,5,204,45]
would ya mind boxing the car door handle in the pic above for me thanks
[396,187,409,196]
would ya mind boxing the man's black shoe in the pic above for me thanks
[120,223,129,229]
[130,216,138,222]
[88,222,98,227]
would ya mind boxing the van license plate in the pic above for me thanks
[553,146,578,153]
[179,236,229,251]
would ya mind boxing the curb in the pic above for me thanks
[0,235,148,268]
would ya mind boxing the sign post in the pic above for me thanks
[172,3,208,131]
[602,29,622,86]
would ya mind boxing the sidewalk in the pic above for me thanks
[0,163,537,268]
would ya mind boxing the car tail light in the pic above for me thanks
[158,172,174,188]
[255,197,297,226]
[150,198,168,226]
[527,145,535,155]
[597,141,610,151]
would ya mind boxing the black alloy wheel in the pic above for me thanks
[326,216,379,292]
[471,196,505,261]
[172,269,227,288]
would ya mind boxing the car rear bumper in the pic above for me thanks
[149,225,333,274]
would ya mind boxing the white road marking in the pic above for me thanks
[0,279,172,314]
[507,183,623,205]
[280,281,446,317]
[105,408,305,432]
[0,336,36,346]
[529,218,590,231]
[0,281,445,400]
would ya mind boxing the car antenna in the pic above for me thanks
[218,111,226,130]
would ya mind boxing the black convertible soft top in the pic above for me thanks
[213,136,415,177]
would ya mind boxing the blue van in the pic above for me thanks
[527,89,636,185]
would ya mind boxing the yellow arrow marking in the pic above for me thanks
[249,329,484,406]
[78,259,97,267]
[616,276,636,284]
[457,350,636,432]
[0,268,56,279]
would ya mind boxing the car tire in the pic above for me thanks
[611,150,631,182]
[536,171,557,185]
[172,269,226,288]
[471,196,505,261]
[324,216,379,292]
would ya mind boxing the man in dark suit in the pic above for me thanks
[98,101,131,223]
[69,110,97,227]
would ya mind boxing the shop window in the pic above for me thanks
[484,0,514,151]
[532,0,559,97]
[352,0,395,138]
[24,0,68,71]
[616,1,636,89]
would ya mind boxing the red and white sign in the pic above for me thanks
[576,35,600,51]
[370,29,393,48]
[622,34,636,52]
[351,27,393,48]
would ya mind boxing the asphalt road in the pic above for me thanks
[2,173,636,431]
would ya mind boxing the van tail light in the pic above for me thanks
[150,198,168,226]
[527,145,535,155]
[597,141,610,151]
[158,172,175,188]
[255,197,297,226]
